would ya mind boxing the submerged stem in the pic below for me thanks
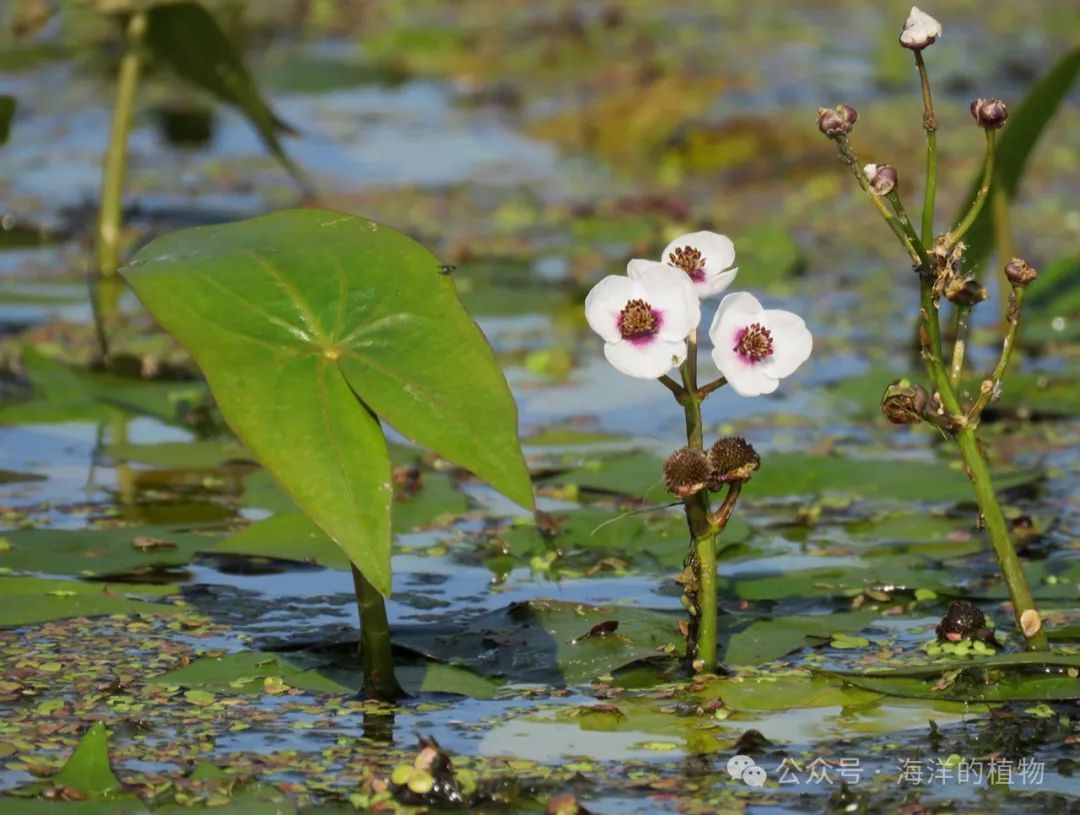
[351,566,404,700]
[97,11,147,325]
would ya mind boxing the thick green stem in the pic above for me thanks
[97,11,147,323]
[914,52,938,244]
[677,332,717,673]
[944,130,996,254]
[949,305,971,389]
[351,565,404,700]
[954,428,1048,650]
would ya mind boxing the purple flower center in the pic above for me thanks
[668,246,706,283]
[618,298,662,343]
[733,322,774,364]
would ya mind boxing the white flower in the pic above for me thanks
[708,292,812,397]
[899,7,941,50]
[628,231,738,299]
[585,266,700,379]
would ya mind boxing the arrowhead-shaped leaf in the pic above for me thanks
[54,722,121,795]
[123,209,533,595]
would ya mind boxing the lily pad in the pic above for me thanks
[149,650,351,695]
[52,723,121,796]
[0,576,176,627]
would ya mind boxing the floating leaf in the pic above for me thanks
[960,46,1080,270]
[123,210,534,596]
[827,652,1080,702]
[0,576,175,627]
[53,723,121,795]
[397,663,499,699]
[722,611,876,666]
[393,600,681,685]
[144,2,311,193]
[150,650,351,695]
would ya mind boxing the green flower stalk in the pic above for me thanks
[820,7,1048,650]
[585,234,812,673]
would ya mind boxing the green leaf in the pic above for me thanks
[1021,255,1080,344]
[959,46,1080,270]
[143,2,310,193]
[397,663,499,699]
[123,209,533,596]
[393,600,681,685]
[0,95,14,146]
[722,611,876,666]
[0,576,176,627]
[827,652,1080,702]
[150,651,351,695]
[53,723,121,795]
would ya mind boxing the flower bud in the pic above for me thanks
[881,379,929,425]
[944,276,988,307]
[935,600,986,643]
[1004,257,1037,287]
[970,98,1008,129]
[863,163,897,195]
[706,437,759,488]
[899,7,942,51]
[663,447,711,498]
[817,104,858,138]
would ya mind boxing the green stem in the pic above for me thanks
[914,52,938,244]
[351,565,404,700]
[677,332,717,673]
[948,305,971,389]
[969,287,1024,420]
[954,427,1048,650]
[992,183,1014,323]
[97,10,147,324]
[835,137,920,265]
[944,130,996,254]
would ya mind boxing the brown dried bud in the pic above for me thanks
[944,276,988,306]
[1004,257,1037,287]
[707,437,759,488]
[936,601,986,642]
[663,447,711,498]
[881,379,929,425]
[970,98,1008,129]
[817,104,858,138]
[863,163,897,195]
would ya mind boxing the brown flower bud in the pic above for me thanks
[1004,257,1037,287]
[663,447,711,498]
[863,163,897,195]
[707,437,759,489]
[944,276,988,306]
[935,601,986,642]
[817,104,858,138]
[881,379,929,425]
[970,98,1008,129]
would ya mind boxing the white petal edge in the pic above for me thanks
[661,231,736,274]
[760,309,813,378]
[695,267,739,299]
[605,338,687,379]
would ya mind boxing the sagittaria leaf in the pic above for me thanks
[122,209,534,596]
[53,723,121,796]
[143,2,311,194]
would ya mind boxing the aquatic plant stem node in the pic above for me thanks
[352,565,405,700]
[97,10,147,331]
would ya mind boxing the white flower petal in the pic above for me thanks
[695,267,738,299]
[900,6,941,49]
[626,258,664,279]
[584,275,640,343]
[604,337,687,379]
[632,265,700,341]
[711,345,780,397]
[708,291,764,341]
[760,309,813,378]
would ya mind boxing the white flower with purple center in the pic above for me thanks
[628,231,738,299]
[708,292,812,397]
[585,266,700,379]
